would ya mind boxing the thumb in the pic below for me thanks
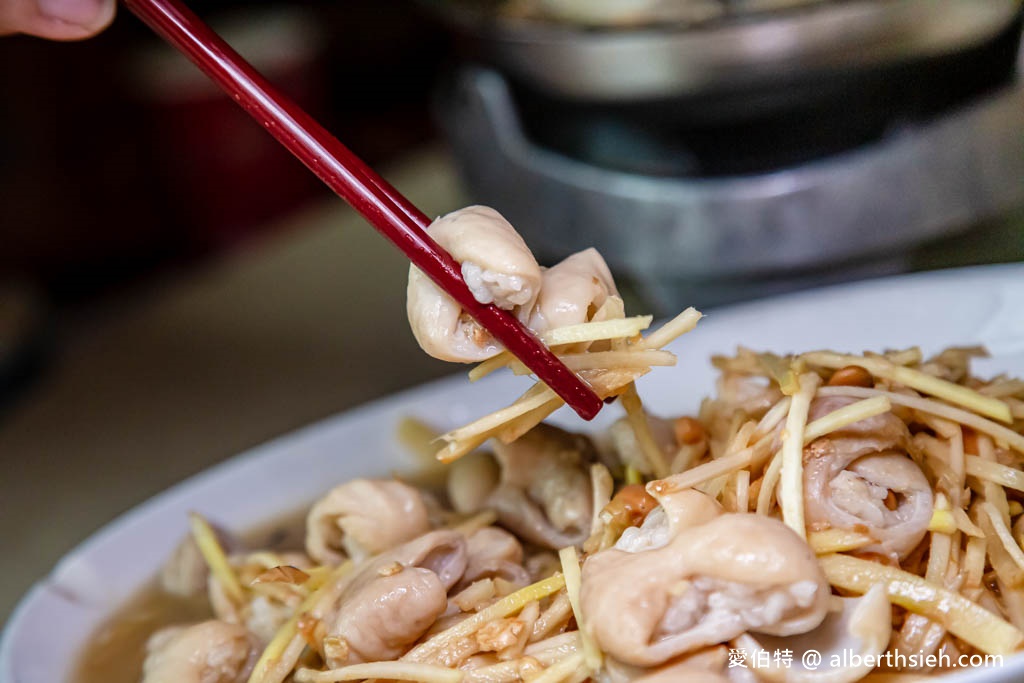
[0,0,115,40]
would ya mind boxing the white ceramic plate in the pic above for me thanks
[4,264,1024,683]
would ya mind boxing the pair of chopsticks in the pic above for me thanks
[122,0,602,420]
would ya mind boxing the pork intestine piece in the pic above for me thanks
[581,490,829,668]
[459,526,531,589]
[606,413,678,477]
[141,620,257,683]
[527,248,618,332]
[406,207,621,363]
[488,423,596,549]
[331,567,448,664]
[305,479,431,565]
[801,396,933,560]
[443,424,597,550]
[716,372,785,419]
[614,488,721,553]
[325,530,468,665]
[736,584,892,683]
[406,206,542,362]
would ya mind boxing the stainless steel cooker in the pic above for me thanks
[433,0,1024,310]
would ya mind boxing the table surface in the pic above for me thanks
[1,147,466,621]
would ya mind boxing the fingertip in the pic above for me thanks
[31,0,115,40]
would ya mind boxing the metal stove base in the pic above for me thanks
[437,67,1024,311]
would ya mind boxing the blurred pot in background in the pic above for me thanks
[431,0,1024,311]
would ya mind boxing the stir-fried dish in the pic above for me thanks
[79,207,1024,682]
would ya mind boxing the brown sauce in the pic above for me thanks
[72,505,309,683]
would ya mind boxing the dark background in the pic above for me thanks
[0,0,448,305]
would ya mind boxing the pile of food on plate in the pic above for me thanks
[81,207,1024,683]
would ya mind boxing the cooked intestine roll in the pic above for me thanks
[738,584,892,683]
[444,424,595,550]
[581,489,829,667]
[325,530,467,666]
[305,479,430,565]
[716,372,785,419]
[527,248,618,332]
[406,207,622,362]
[141,621,258,683]
[613,488,720,553]
[802,396,933,560]
[606,413,678,476]
[460,526,531,588]
[488,424,596,549]
[406,206,543,362]
[446,452,501,515]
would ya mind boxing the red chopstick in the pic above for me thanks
[121,0,603,420]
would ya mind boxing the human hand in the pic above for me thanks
[1,0,114,40]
